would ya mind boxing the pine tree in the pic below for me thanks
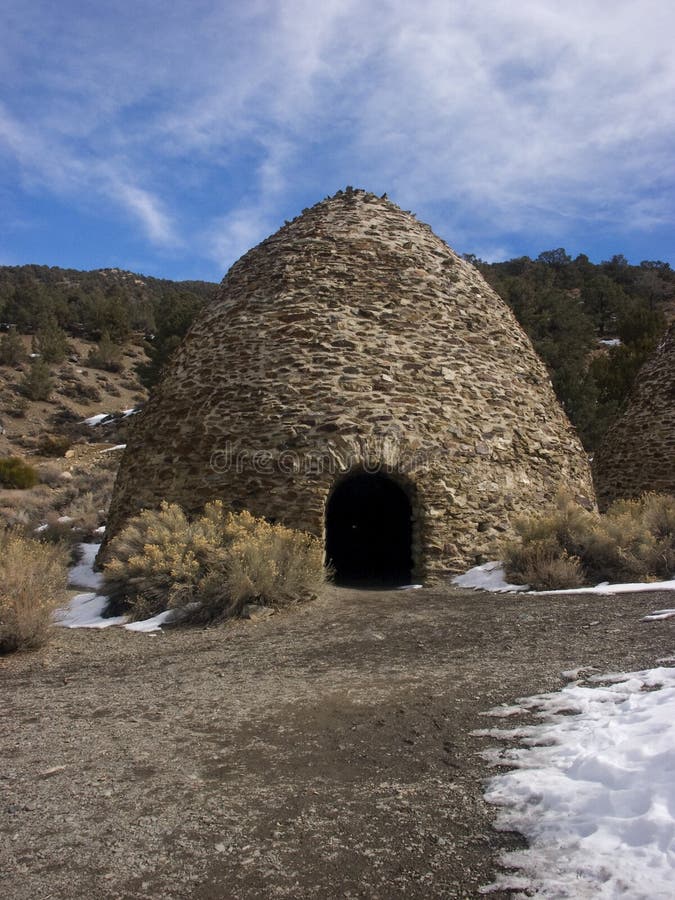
[0,327,25,366]
[20,358,53,401]
[86,331,123,372]
[33,315,68,363]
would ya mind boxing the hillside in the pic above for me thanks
[0,333,147,457]
[476,252,673,449]
[0,264,215,336]
[0,330,149,543]
[0,251,673,469]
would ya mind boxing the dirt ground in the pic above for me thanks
[2,583,674,899]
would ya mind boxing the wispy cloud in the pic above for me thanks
[112,182,176,246]
[208,207,275,270]
[0,100,176,246]
[1,0,674,274]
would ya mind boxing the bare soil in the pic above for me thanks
[2,584,674,899]
[0,335,147,460]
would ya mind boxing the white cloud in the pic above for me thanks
[113,182,176,245]
[208,207,274,272]
[1,0,674,266]
[0,102,176,246]
[469,245,513,264]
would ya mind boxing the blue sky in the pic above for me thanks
[1,0,673,282]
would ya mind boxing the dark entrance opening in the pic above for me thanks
[325,472,413,587]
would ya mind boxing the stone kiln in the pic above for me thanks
[593,322,675,509]
[105,189,594,581]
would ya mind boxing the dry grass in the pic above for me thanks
[504,490,675,589]
[0,530,69,654]
[37,460,66,486]
[103,501,327,622]
[0,455,115,549]
[0,484,56,529]
[61,491,104,534]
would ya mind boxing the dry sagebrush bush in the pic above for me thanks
[504,490,675,589]
[219,510,326,615]
[505,536,585,591]
[36,433,72,457]
[0,456,114,539]
[103,501,326,622]
[598,494,675,580]
[0,531,69,654]
[103,502,203,618]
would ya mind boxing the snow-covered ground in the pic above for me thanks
[82,412,110,426]
[453,561,675,895]
[82,407,139,426]
[55,591,126,629]
[54,542,171,633]
[477,665,675,898]
[453,561,675,596]
[453,561,530,593]
[67,542,103,591]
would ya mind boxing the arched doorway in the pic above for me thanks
[325,472,413,586]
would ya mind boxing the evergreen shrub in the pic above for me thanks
[20,359,52,401]
[86,332,123,372]
[0,457,39,489]
[0,328,25,366]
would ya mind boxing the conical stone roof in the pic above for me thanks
[593,323,675,508]
[105,189,594,577]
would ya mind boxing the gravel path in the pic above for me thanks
[2,584,673,899]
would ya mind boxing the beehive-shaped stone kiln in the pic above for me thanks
[105,189,594,581]
[593,323,675,509]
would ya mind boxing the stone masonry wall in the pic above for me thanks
[104,189,595,578]
[593,323,675,509]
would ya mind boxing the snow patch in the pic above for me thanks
[83,407,140,426]
[452,561,675,596]
[479,666,675,898]
[68,543,103,590]
[535,579,675,596]
[54,592,125,629]
[57,543,181,633]
[82,413,110,426]
[452,562,529,593]
[643,609,675,621]
[124,610,178,632]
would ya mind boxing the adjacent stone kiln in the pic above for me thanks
[593,323,675,509]
[104,189,594,581]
